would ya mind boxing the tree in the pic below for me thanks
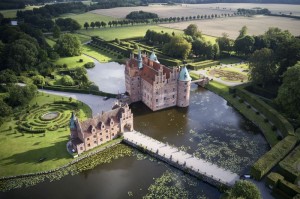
[0,69,18,84]
[184,24,201,38]
[234,35,255,55]
[7,39,39,72]
[54,34,82,57]
[163,36,191,59]
[0,100,12,118]
[90,22,95,29]
[52,25,61,39]
[32,75,45,86]
[216,33,232,53]
[95,21,101,28]
[276,62,300,119]
[61,75,75,86]
[249,48,277,87]
[84,22,89,30]
[6,84,37,107]
[227,180,262,199]
[237,25,248,39]
[100,21,106,28]
[212,43,220,59]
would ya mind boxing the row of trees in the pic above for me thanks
[126,11,158,20]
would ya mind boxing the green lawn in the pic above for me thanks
[0,6,41,18]
[45,38,56,47]
[54,55,93,68]
[73,33,92,44]
[57,12,117,28]
[0,92,92,177]
[78,25,184,41]
[82,45,118,62]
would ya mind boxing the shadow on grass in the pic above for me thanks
[2,140,71,166]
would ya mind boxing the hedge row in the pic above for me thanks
[278,145,300,183]
[18,124,46,133]
[273,179,300,198]
[38,85,116,98]
[250,135,298,180]
[236,88,295,137]
[187,60,220,70]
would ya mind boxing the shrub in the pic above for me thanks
[239,98,244,103]
[61,75,75,86]
[83,62,95,69]
[247,105,251,109]
[264,118,269,123]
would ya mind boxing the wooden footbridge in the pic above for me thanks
[123,131,239,188]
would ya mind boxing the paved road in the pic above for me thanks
[39,89,115,116]
[124,131,240,186]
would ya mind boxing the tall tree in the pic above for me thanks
[216,33,232,53]
[234,35,255,55]
[54,34,82,57]
[163,36,191,59]
[90,21,95,29]
[276,62,300,119]
[52,25,61,39]
[184,24,201,38]
[84,22,89,30]
[249,48,277,87]
[237,25,248,39]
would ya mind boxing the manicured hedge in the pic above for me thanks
[236,88,295,137]
[187,60,220,70]
[251,135,298,180]
[275,179,300,198]
[278,145,300,183]
[266,172,285,188]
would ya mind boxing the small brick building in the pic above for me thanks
[125,50,191,111]
[69,102,133,155]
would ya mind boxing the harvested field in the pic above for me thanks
[90,4,233,18]
[160,15,300,39]
[90,3,300,19]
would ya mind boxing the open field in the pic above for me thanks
[78,25,184,41]
[0,5,41,18]
[160,15,300,39]
[54,55,93,68]
[0,92,91,177]
[57,12,117,28]
[90,4,233,18]
[90,3,300,18]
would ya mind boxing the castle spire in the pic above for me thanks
[70,112,77,129]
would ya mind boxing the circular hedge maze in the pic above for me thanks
[17,101,78,134]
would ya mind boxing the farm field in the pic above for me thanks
[90,3,300,19]
[78,25,184,41]
[57,12,117,28]
[160,15,300,39]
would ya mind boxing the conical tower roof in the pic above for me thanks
[178,66,191,81]
[149,50,159,63]
[137,49,143,69]
[70,112,77,129]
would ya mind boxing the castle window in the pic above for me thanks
[185,82,187,85]
[80,147,83,150]
[87,138,90,141]
[173,95,175,98]
[164,97,166,100]
[106,136,109,139]
[184,89,187,92]
[173,88,175,91]
[156,99,158,102]
[100,138,103,141]
[87,143,90,147]
[184,96,186,99]
[112,128,114,130]
[112,133,114,136]
[94,141,97,144]
[100,133,102,135]
[93,135,96,138]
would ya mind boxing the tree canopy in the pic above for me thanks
[163,36,191,59]
[126,11,158,20]
[227,180,262,199]
[54,34,82,57]
[276,62,300,119]
[249,48,277,87]
[184,24,201,38]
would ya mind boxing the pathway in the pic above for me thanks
[123,131,240,187]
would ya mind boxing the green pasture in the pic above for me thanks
[57,12,117,28]
[82,45,118,62]
[0,6,41,18]
[54,55,93,68]
[0,92,91,177]
[78,25,184,41]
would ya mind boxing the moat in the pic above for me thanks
[0,85,269,199]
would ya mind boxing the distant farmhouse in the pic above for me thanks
[68,102,133,155]
[125,50,192,111]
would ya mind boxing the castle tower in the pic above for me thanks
[177,65,191,107]
[70,112,78,139]
[149,50,159,63]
